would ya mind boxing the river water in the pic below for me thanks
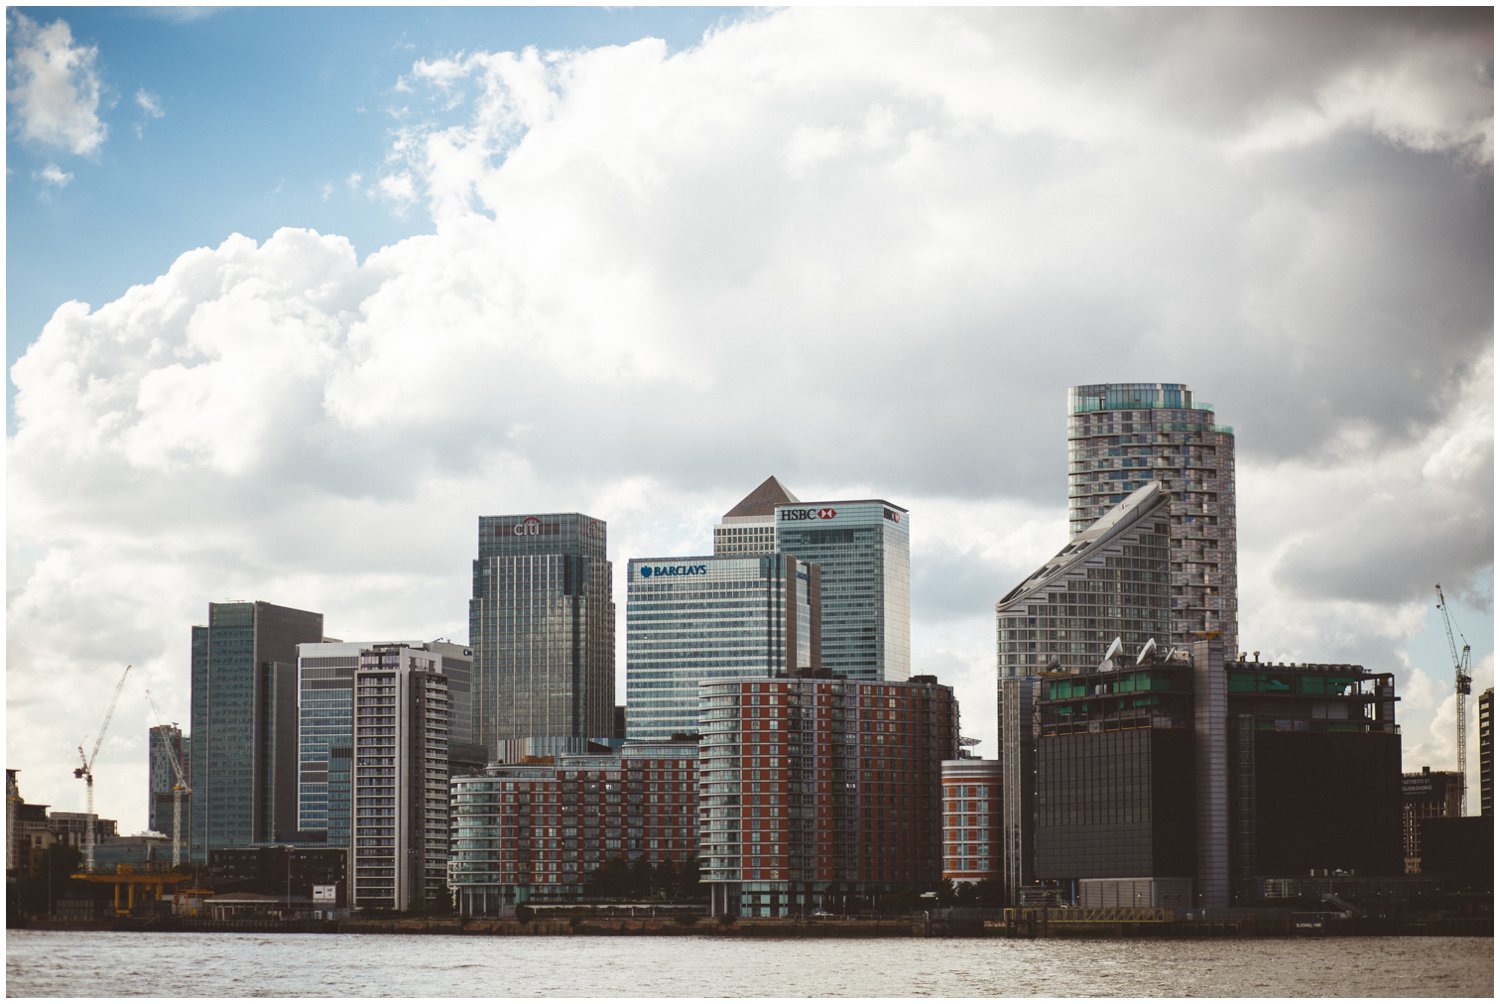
[5,930,1492,997]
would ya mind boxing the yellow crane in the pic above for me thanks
[74,664,132,872]
[1435,584,1472,816]
[144,688,191,869]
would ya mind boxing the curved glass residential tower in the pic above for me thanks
[1067,383,1237,657]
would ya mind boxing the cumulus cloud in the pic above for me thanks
[7,8,1492,828]
[34,163,73,188]
[6,11,108,155]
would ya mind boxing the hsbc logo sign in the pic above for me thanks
[780,507,838,522]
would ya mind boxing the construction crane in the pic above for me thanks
[74,664,132,872]
[144,688,191,868]
[1436,584,1472,816]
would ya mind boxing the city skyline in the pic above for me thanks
[6,7,1493,832]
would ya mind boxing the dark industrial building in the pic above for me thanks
[1032,638,1403,908]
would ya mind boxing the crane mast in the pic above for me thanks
[74,664,132,872]
[1435,584,1472,816]
[144,688,191,869]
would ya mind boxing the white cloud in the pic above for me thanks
[6,11,108,156]
[7,8,1492,829]
[34,163,73,188]
[135,88,165,119]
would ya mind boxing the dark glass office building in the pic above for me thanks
[189,600,324,863]
[470,512,615,761]
[773,500,909,681]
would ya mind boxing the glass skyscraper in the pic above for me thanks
[189,600,324,863]
[469,512,615,762]
[1067,382,1237,656]
[624,553,819,740]
[773,499,910,681]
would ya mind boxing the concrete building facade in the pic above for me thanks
[189,601,325,862]
[350,643,461,912]
[470,512,615,762]
[1067,383,1237,657]
[624,553,819,741]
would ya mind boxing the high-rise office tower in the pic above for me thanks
[350,643,460,911]
[1067,383,1237,657]
[189,600,324,862]
[147,724,189,839]
[624,553,819,740]
[714,476,800,556]
[773,499,910,681]
[470,512,615,762]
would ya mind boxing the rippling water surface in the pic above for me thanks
[5,931,1493,997]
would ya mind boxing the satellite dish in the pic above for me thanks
[1103,637,1123,662]
[1136,638,1157,665]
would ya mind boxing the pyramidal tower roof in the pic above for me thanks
[723,476,800,518]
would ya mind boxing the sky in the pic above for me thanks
[6,7,1494,835]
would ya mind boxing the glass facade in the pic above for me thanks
[773,500,910,681]
[624,554,818,741]
[189,601,324,863]
[1067,382,1237,656]
[469,513,615,762]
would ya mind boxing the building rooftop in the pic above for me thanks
[723,476,800,518]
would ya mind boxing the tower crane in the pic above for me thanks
[74,664,132,872]
[1435,584,1472,816]
[144,688,191,868]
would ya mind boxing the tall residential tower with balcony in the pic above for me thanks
[1067,383,1237,657]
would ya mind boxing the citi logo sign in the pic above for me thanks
[640,563,709,578]
[780,507,837,521]
[513,517,543,536]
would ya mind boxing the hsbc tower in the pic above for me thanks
[774,499,910,682]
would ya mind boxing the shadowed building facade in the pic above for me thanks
[189,601,325,863]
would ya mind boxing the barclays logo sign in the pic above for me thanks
[639,563,709,579]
